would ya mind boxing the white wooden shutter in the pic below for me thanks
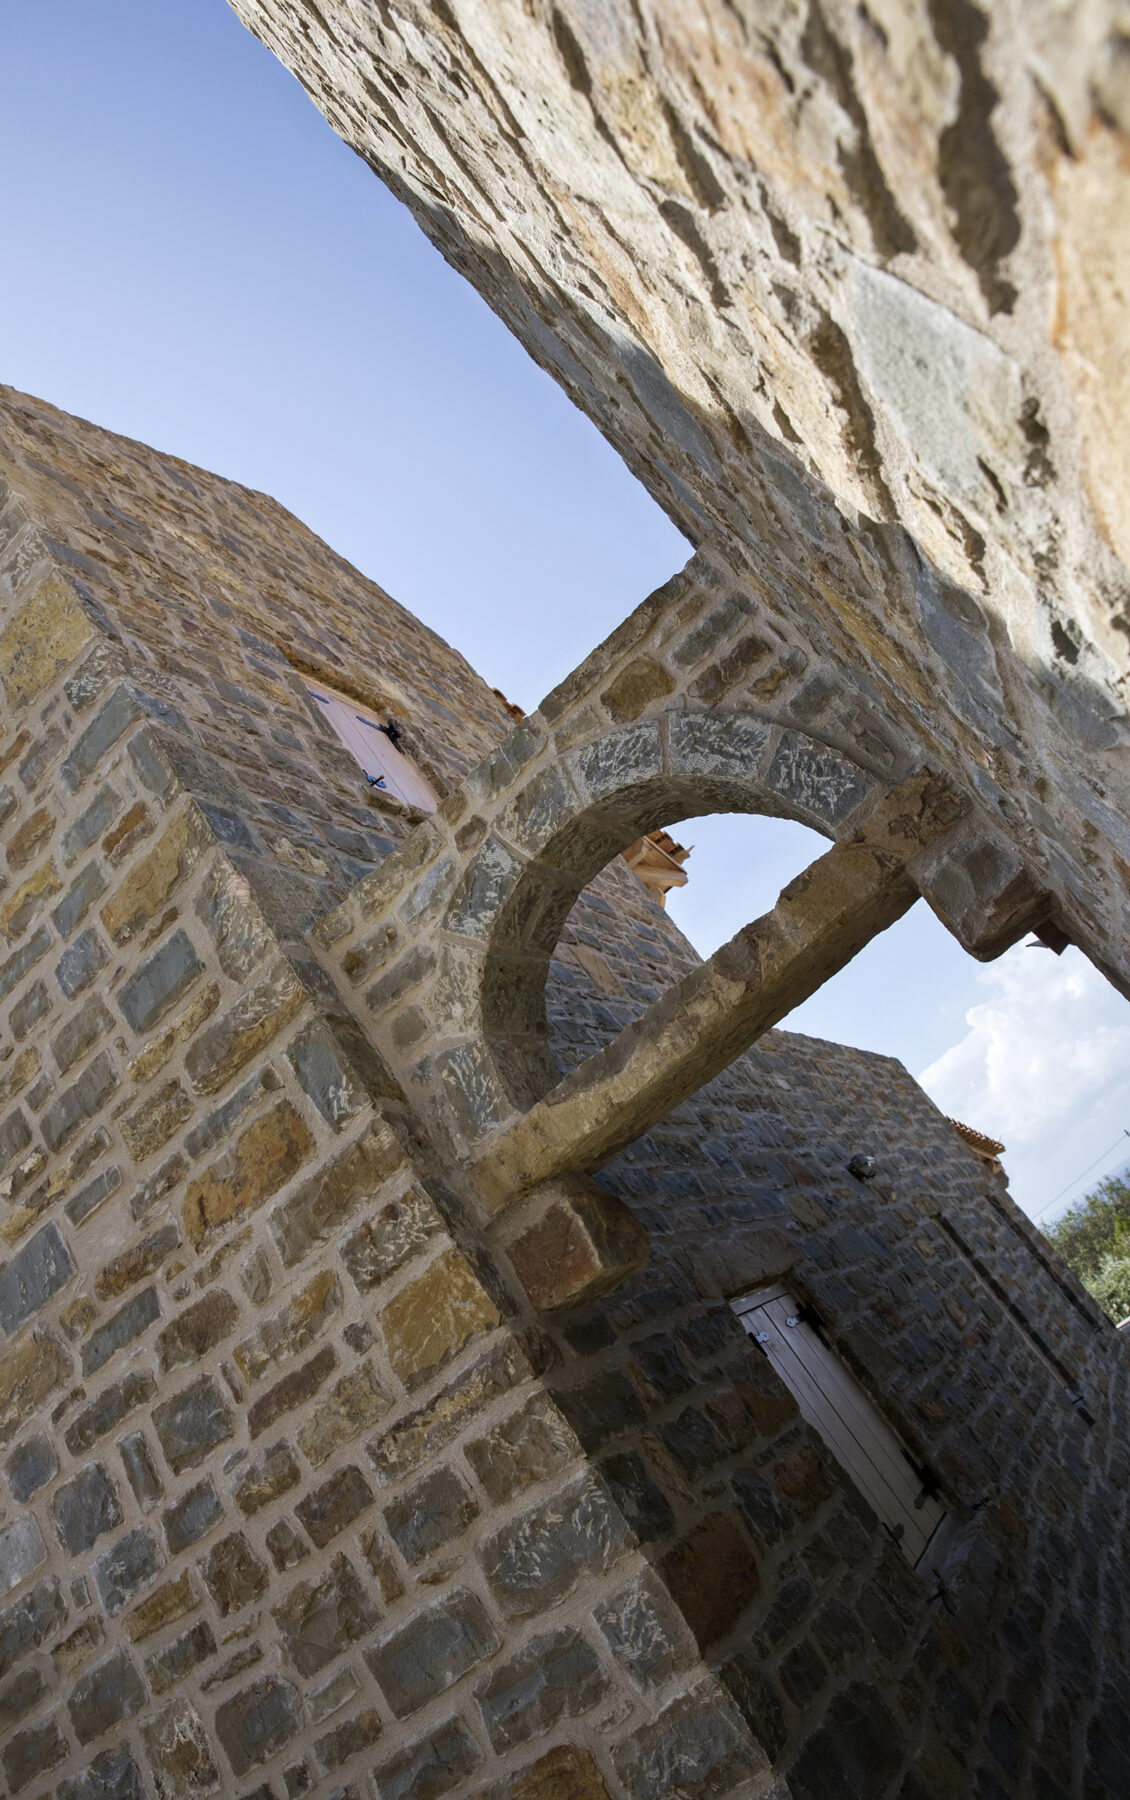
[307,683,437,812]
[733,1286,946,1565]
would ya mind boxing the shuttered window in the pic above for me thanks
[306,680,437,813]
[733,1285,946,1565]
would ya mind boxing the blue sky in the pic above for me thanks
[3,0,1127,1222]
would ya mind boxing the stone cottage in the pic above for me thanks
[0,371,1126,1800]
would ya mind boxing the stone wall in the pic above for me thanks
[229,0,1130,997]
[0,390,1128,1800]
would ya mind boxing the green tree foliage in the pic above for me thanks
[1045,1172,1130,1322]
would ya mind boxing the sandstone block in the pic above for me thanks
[233,1268,341,1382]
[0,1048,39,1108]
[0,1516,45,1597]
[476,1625,611,1750]
[65,1369,157,1455]
[198,1532,268,1616]
[127,983,221,1085]
[294,1464,372,1548]
[233,1441,300,1516]
[158,1289,239,1372]
[94,1525,162,1615]
[68,1646,146,1744]
[384,1465,477,1566]
[121,1082,194,1162]
[153,1377,234,1474]
[4,1431,57,1502]
[0,1222,75,1335]
[101,807,208,944]
[272,1553,377,1677]
[2,1716,68,1792]
[215,1676,301,1777]
[184,959,305,1096]
[366,1589,499,1719]
[162,1478,224,1554]
[340,1187,442,1290]
[183,1101,314,1249]
[368,1338,532,1484]
[0,572,92,708]
[146,1620,217,1696]
[295,1358,390,1466]
[82,1286,161,1377]
[247,1342,336,1439]
[479,1472,634,1619]
[130,1152,189,1222]
[659,1515,760,1647]
[95,1223,179,1298]
[118,930,205,1036]
[52,1463,122,1555]
[0,861,62,942]
[496,1745,613,1800]
[270,1122,405,1267]
[380,1248,500,1389]
[141,1697,219,1800]
[124,1570,196,1643]
[465,1394,579,1504]
[0,1334,70,1446]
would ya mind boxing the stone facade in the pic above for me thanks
[0,379,1127,1800]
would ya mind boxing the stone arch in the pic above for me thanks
[437,709,890,1130]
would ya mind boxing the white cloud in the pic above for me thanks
[918,945,1130,1221]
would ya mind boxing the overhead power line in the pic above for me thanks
[1034,1129,1130,1221]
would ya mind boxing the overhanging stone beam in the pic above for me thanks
[474,772,967,1214]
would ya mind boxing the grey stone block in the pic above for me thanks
[65,1163,123,1228]
[0,1516,46,1597]
[0,927,52,1004]
[0,1110,31,1176]
[366,1589,499,1718]
[476,1625,611,1749]
[0,1577,64,1682]
[68,1646,146,1745]
[145,1619,218,1696]
[372,1716,480,1800]
[4,1434,57,1503]
[60,786,121,866]
[65,1370,157,1455]
[62,687,144,792]
[479,1472,634,1618]
[52,1464,122,1555]
[10,982,51,1039]
[55,928,109,998]
[118,1432,164,1511]
[595,1571,697,1689]
[272,1553,377,1677]
[153,1376,233,1474]
[285,1021,368,1131]
[383,1466,478,1565]
[611,1684,767,1800]
[41,1050,117,1153]
[81,1286,161,1378]
[93,1525,162,1615]
[51,996,112,1075]
[0,1222,75,1335]
[215,1676,301,1776]
[3,1717,68,1792]
[52,863,108,939]
[58,1746,147,1800]
[117,929,204,1035]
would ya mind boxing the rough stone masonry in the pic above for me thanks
[0,2,1128,1796]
